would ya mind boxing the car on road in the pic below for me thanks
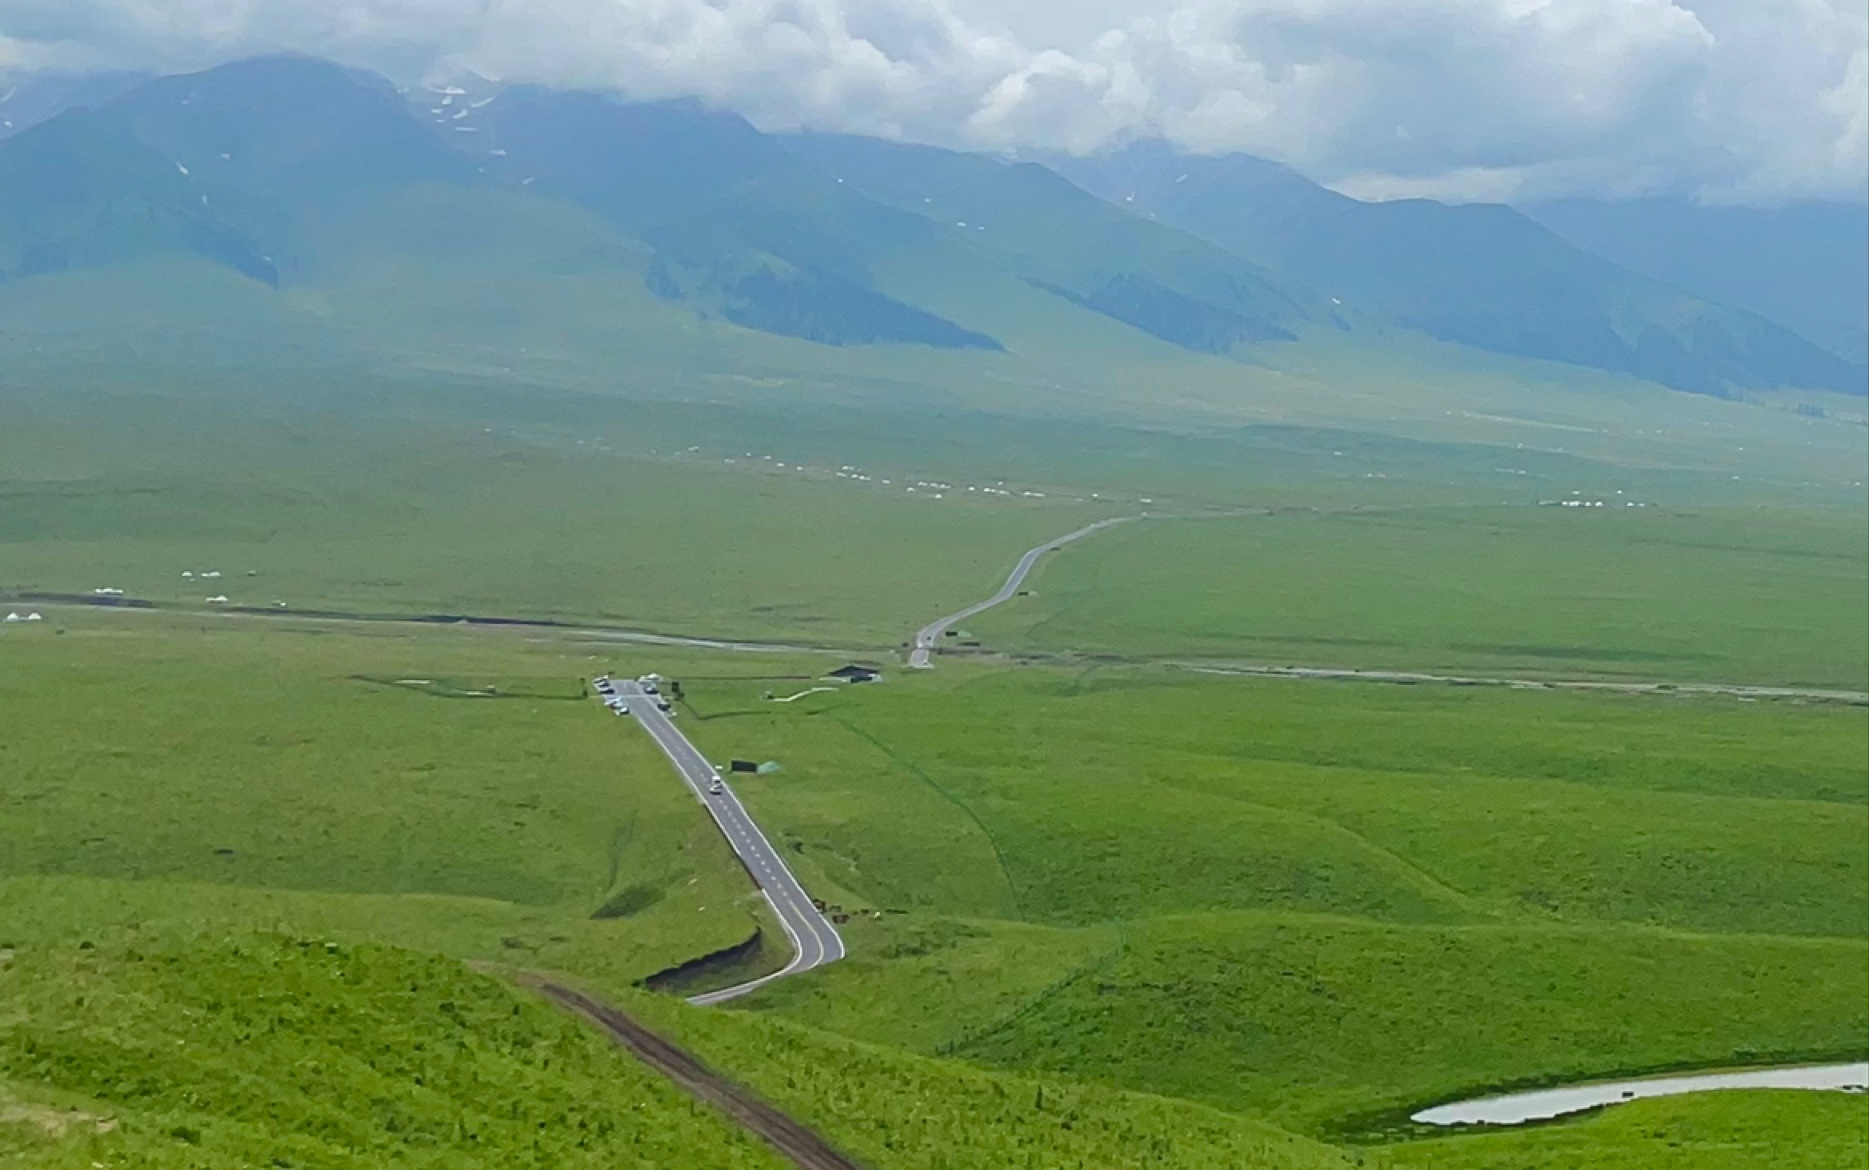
[708,779,725,795]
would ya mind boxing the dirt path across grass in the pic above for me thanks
[530,979,865,1170]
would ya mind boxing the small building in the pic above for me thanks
[729,760,759,773]
[826,664,882,684]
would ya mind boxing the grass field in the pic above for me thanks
[949,913,1868,1131]
[971,505,1869,688]
[667,663,1867,1139]
[629,990,1361,1170]
[0,616,1371,1169]
[0,617,819,992]
[2,614,1862,1160]
[0,935,792,1169]
[6,372,1865,663]
[4,367,1866,1166]
[0,387,1124,648]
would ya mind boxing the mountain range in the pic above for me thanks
[0,54,1862,403]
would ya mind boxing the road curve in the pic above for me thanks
[910,517,1131,668]
[1413,1061,1869,1126]
[610,679,845,1005]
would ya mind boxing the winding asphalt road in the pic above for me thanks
[910,517,1131,668]
[609,679,845,1005]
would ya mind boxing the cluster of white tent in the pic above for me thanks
[3,612,44,623]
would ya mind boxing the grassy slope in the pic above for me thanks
[0,932,1359,1170]
[951,912,1868,1131]
[0,619,1361,1170]
[630,991,1359,1170]
[0,936,790,1169]
[2,624,1860,1163]
[5,206,1868,502]
[0,619,793,987]
[1381,1091,1869,1170]
[3,357,1866,1162]
[672,666,1867,1134]
[697,670,1866,936]
[972,506,1869,688]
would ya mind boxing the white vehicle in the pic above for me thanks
[707,779,724,795]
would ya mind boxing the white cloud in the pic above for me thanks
[0,0,1862,202]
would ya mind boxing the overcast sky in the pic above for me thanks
[1,0,1863,204]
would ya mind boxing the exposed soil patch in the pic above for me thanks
[0,1095,116,1139]
[529,980,865,1170]
[642,929,776,996]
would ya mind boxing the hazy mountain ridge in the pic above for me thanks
[467,87,1007,350]
[0,105,277,286]
[784,133,1335,354]
[0,54,1860,403]
[0,71,151,139]
[1522,198,1869,368]
[1052,145,1868,399]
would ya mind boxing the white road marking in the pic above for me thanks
[607,680,845,1005]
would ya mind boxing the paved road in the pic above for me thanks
[1189,664,1869,706]
[608,679,845,1005]
[910,517,1131,668]
[1413,1061,1869,1127]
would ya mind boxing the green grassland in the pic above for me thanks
[1380,1091,1869,1170]
[0,387,1132,648]
[0,616,1376,1169]
[7,223,1867,502]
[4,363,1866,1166]
[1,579,1864,1164]
[971,505,1869,688]
[0,929,1358,1170]
[669,664,1867,1137]
[628,990,1360,1170]
[6,360,1865,679]
[0,936,794,1169]
[0,618,801,990]
[950,913,1867,1131]
[691,669,1867,936]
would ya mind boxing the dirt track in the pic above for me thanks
[531,980,865,1170]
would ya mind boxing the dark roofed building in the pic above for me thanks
[826,663,882,684]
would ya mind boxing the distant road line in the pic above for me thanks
[910,517,1132,668]
[1187,663,1869,705]
[17,596,859,656]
